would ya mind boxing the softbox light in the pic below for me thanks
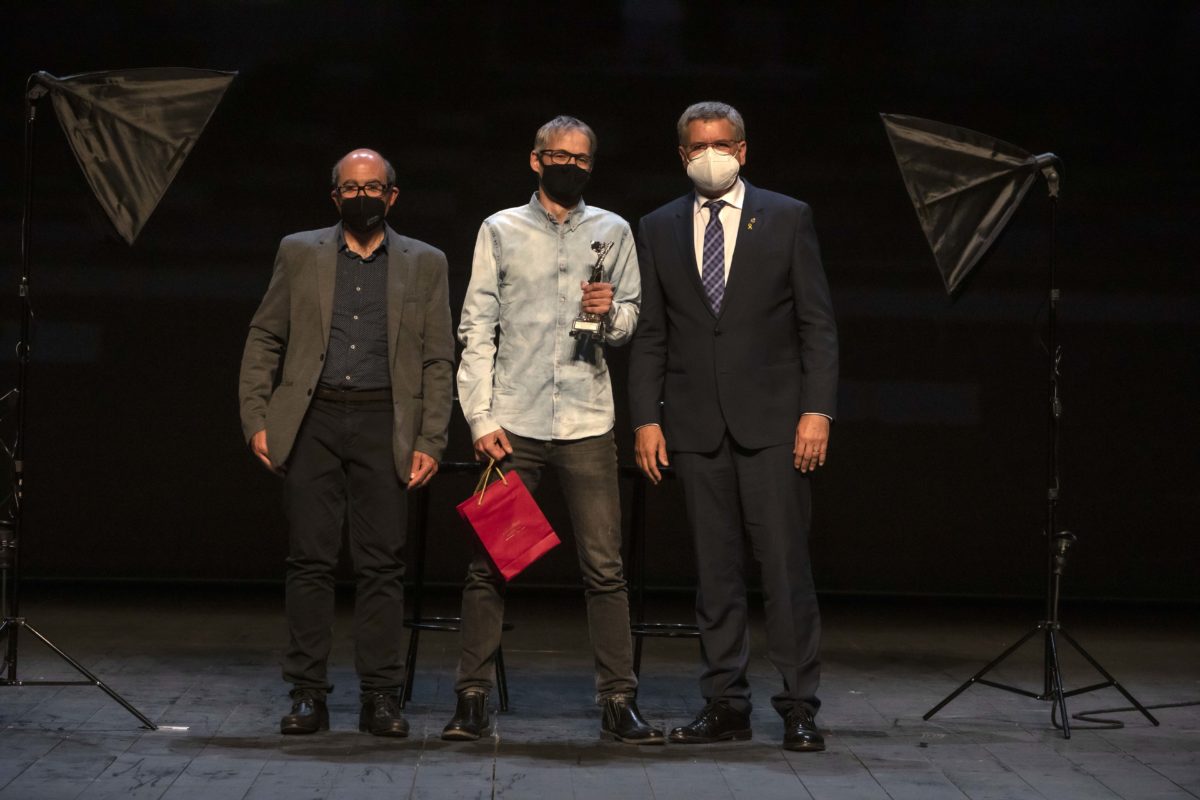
[2,66,235,730]
[881,114,1158,738]
[35,67,236,244]
[881,113,1058,294]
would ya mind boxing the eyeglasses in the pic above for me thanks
[335,181,391,198]
[538,150,593,169]
[683,140,743,160]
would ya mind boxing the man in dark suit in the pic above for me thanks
[629,102,838,751]
[239,148,454,737]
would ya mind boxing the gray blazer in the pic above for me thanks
[238,223,454,482]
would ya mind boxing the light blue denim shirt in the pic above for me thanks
[458,194,641,442]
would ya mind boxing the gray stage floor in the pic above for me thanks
[0,586,1196,799]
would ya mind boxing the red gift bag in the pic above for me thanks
[456,459,560,581]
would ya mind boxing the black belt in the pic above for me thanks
[314,386,392,403]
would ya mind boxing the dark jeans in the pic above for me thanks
[281,397,406,694]
[454,429,637,700]
[673,434,822,718]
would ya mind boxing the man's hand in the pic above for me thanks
[250,429,284,474]
[580,280,614,317]
[408,450,438,490]
[794,414,830,473]
[474,428,514,462]
[635,424,670,485]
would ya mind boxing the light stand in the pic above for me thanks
[0,75,156,730]
[922,159,1158,738]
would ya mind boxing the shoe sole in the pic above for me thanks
[358,724,409,737]
[668,729,752,744]
[441,726,490,741]
[783,740,825,752]
[602,730,667,745]
[280,724,328,735]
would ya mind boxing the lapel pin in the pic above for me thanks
[747,217,756,230]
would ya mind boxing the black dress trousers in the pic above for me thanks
[672,434,822,718]
[281,396,406,694]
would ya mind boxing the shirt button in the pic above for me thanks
[353,315,359,320]
[350,344,356,350]
[356,286,362,292]
[345,375,351,380]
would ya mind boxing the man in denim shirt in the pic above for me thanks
[446,115,663,745]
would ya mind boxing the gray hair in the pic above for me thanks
[534,115,598,155]
[676,101,746,144]
[330,151,396,188]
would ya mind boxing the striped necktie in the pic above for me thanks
[701,199,727,314]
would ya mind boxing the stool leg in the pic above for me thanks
[495,644,510,712]
[629,473,648,677]
[401,627,420,708]
[402,484,431,710]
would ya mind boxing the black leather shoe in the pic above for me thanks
[441,690,490,741]
[601,696,665,745]
[280,689,329,735]
[359,691,409,737]
[669,701,752,743]
[783,707,825,752]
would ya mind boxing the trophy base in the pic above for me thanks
[570,319,603,337]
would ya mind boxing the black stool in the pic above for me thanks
[402,460,512,710]
[621,465,700,675]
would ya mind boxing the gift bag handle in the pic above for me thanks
[473,457,510,505]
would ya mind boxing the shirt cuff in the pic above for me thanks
[467,413,500,444]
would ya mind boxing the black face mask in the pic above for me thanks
[339,195,388,233]
[540,164,591,205]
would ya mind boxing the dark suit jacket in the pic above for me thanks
[238,223,454,482]
[629,181,838,452]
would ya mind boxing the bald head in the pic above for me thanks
[330,149,396,189]
[329,149,400,238]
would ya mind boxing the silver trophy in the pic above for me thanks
[570,240,614,342]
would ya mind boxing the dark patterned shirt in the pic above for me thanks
[318,233,390,390]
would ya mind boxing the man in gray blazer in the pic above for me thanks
[239,148,454,737]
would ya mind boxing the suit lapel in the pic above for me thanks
[670,194,713,315]
[722,181,763,317]
[316,226,339,350]
[385,225,409,363]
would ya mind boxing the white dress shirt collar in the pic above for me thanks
[692,177,745,215]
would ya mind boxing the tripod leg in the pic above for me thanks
[21,622,156,729]
[1058,628,1160,726]
[1045,629,1070,739]
[924,624,1043,721]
